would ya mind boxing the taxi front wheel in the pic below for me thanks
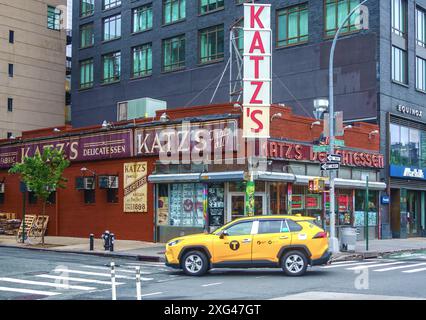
[181,250,209,276]
[281,251,308,276]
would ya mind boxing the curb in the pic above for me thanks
[0,244,166,263]
[330,247,426,262]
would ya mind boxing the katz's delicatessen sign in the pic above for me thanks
[0,130,133,168]
[243,3,272,139]
[124,162,148,213]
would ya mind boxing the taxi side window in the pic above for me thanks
[286,219,303,232]
[258,220,288,234]
[225,221,253,236]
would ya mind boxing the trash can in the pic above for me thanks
[339,227,357,252]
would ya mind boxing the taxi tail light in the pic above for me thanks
[313,232,328,239]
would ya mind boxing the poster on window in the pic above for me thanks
[123,162,148,213]
[169,184,204,227]
[208,184,225,227]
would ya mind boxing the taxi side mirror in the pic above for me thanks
[219,230,229,239]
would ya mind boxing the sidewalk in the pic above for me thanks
[332,238,426,261]
[1,235,426,263]
[0,235,167,262]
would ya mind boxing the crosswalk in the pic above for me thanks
[319,258,426,274]
[0,261,174,300]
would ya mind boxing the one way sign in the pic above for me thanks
[327,154,342,163]
[321,162,340,171]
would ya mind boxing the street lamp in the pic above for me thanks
[313,98,329,120]
[328,0,369,253]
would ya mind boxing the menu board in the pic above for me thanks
[208,184,225,226]
[305,195,321,210]
[291,195,304,210]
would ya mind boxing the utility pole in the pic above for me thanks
[328,0,368,253]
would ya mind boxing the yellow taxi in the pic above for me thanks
[165,215,331,276]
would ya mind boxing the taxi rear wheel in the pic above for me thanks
[281,251,308,276]
[181,250,209,276]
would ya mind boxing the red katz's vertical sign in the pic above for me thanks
[243,3,271,138]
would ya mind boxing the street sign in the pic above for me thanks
[320,162,340,171]
[334,139,345,147]
[327,154,342,163]
[313,145,329,152]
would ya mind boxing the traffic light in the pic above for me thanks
[308,178,326,193]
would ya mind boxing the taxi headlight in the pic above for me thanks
[168,239,182,247]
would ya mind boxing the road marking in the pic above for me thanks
[36,275,125,285]
[141,292,163,297]
[0,286,60,296]
[0,277,95,291]
[202,282,223,287]
[79,265,152,275]
[320,261,379,269]
[126,262,166,267]
[346,262,405,270]
[54,268,134,280]
[402,267,426,274]
[373,263,426,272]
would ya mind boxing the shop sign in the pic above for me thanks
[0,146,18,169]
[390,165,426,180]
[243,3,271,138]
[381,195,390,205]
[0,130,133,168]
[396,104,423,118]
[267,141,384,169]
[123,162,148,213]
[134,119,238,158]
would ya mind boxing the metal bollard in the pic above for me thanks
[109,233,115,252]
[102,231,110,251]
[136,266,141,300]
[111,262,117,300]
[89,234,94,251]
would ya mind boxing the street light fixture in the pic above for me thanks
[368,130,379,140]
[313,98,329,120]
[310,121,321,129]
[271,112,283,121]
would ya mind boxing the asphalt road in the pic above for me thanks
[0,247,425,300]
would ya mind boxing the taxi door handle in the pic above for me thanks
[242,239,251,243]
[279,236,289,240]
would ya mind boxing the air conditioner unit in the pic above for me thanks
[0,183,4,194]
[84,177,96,190]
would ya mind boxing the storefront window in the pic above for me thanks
[169,183,204,227]
[390,123,425,168]
[354,190,378,227]
[270,182,287,215]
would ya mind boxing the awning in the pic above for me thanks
[334,178,386,191]
[148,173,201,183]
[257,171,295,182]
[200,171,244,182]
